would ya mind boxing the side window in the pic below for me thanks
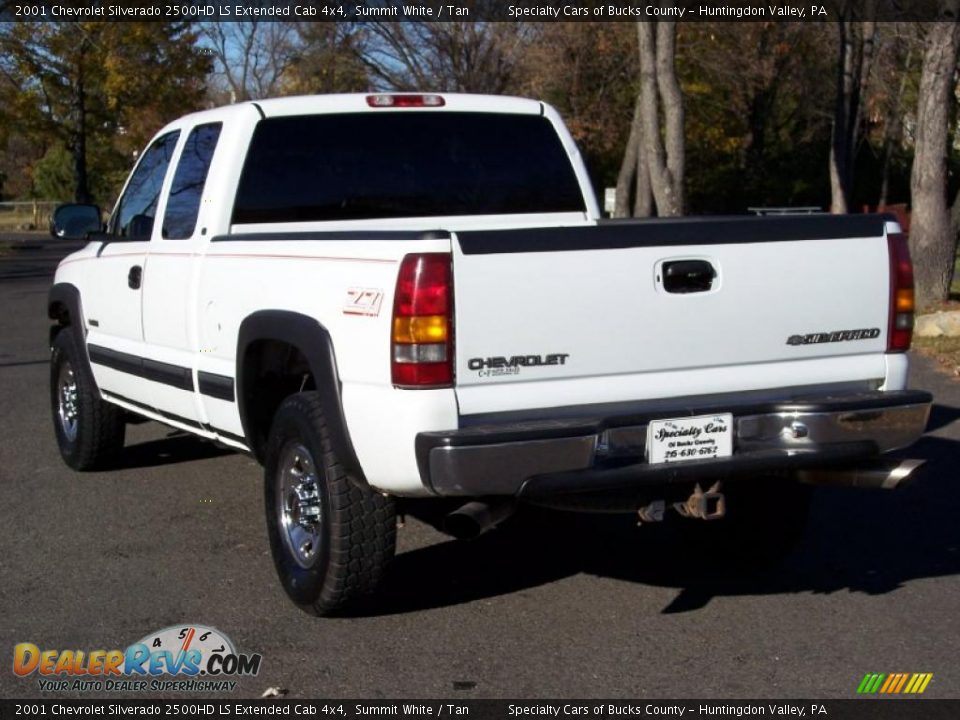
[162,123,222,239]
[112,131,180,240]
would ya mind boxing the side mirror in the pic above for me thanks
[50,204,104,241]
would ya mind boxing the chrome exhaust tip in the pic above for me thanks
[444,500,516,540]
[798,458,926,490]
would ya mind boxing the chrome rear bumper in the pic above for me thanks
[415,390,932,499]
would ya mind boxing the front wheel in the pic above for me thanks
[50,327,125,470]
[264,392,396,615]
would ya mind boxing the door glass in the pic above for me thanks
[112,131,180,240]
[162,123,222,239]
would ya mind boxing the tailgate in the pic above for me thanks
[451,215,894,417]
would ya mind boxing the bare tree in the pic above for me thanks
[360,22,533,93]
[614,98,653,218]
[615,20,684,218]
[639,21,684,217]
[910,8,959,308]
[829,2,878,213]
[202,21,300,101]
[285,23,369,94]
[876,37,914,209]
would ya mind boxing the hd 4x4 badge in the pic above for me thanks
[468,353,569,377]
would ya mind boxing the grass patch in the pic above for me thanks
[913,335,960,378]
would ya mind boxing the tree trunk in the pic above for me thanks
[72,42,90,204]
[878,48,912,208]
[614,97,641,218]
[634,139,653,217]
[829,21,854,213]
[910,12,960,309]
[616,19,684,218]
[950,183,960,295]
[638,20,683,217]
[655,21,684,215]
[829,12,877,215]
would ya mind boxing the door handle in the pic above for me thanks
[662,260,715,294]
[128,265,142,290]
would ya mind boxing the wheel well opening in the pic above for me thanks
[49,301,70,324]
[48,302,71,346]
[241,340,316,459]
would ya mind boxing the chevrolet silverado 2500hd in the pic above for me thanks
[48,93,932,615]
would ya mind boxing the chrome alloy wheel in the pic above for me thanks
[57,360,79,443]
[277,442,323,569]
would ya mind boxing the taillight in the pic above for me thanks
[392,253,453,387]
[887,232,914,352]
[366,94,445,108]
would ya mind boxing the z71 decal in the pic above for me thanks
[343,288,384,317]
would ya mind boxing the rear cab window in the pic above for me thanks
[162,123,223,239]
[232,112,586,224]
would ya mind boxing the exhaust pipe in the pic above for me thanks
[798,458,926,490]
[444,500,516,540]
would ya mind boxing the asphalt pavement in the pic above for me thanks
[1,237,959,700]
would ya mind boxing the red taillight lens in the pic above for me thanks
[392,253,453,387]
[366,94,445,108]
[887,232,914,352]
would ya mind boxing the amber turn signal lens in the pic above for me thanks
[393,315,448,344]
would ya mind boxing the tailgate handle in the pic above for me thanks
[662,260,715,294]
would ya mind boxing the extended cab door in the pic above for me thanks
[84,131,180,407]
[141,123,224,426]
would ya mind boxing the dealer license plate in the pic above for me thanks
[646,413,733,464]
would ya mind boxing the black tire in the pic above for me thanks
[264,392,396,615]
[50,327,125,470]
[678,477,811,567]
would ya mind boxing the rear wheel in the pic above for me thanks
[50,327,125,470]
[264,392,396,615]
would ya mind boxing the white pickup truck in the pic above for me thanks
[48,93,932,615]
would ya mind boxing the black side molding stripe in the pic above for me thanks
[89,345,194,392]
[88,345,236,401]
[211,230,450,242]
[198,371,235,402]
[456,214,893,255]
[88,345,142,377]
[142,358,193,391]
[103,391,247,447]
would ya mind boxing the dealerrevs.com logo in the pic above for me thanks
[13,624,262,693]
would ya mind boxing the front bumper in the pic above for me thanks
[415,390,932,502]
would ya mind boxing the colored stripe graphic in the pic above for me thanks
[859,672,933,694]
[894,674,910,693]
[857,673,886,694]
